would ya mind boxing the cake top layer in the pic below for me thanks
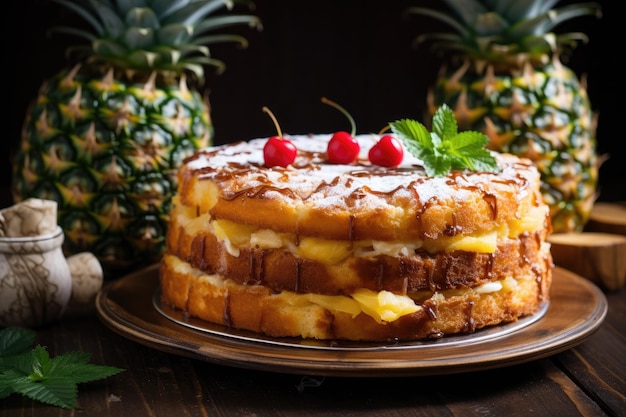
[178,134,546,241]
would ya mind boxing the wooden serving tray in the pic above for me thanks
[96,265,607,377]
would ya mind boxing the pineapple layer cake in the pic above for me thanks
[160,134,553,342]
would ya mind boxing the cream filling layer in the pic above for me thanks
[176,203,548,265]
[171,256,521,324]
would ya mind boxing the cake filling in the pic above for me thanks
[173,198,548,262]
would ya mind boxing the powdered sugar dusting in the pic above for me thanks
[184,134,536,210]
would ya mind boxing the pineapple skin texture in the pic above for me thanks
[427,60,599,233]
[11,66,212,276]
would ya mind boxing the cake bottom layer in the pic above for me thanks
[159,253,552,342]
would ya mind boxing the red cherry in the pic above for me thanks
[263,136,297,167]
[368,135,404,167]
[321,97,360,164]
[327,131,360,164]
[261,106,297,167]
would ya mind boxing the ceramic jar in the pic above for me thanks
[0,225,73,327]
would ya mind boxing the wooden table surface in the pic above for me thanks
[0,274,624,417]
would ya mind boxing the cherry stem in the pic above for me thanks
[262,106,283,139]
[378,125,391,134]
[321,97,356,136]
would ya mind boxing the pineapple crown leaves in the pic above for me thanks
[389,104,499,177]
[405,0,601,62]
[50,0,262,81]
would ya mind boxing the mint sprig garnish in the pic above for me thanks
[389,104,499,177]
[0,327,124,409]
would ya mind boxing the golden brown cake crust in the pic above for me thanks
[176,135,545,242]
[160,253,552,342]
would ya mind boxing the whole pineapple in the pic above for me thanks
[406,0,601,233]
[12,0,261,276]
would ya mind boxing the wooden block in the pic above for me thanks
[548,232,626,292]
[586,202,626,236]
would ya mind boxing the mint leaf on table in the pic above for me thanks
[389,104,500,177]
[0,327,35,357]
[0,327,124,409]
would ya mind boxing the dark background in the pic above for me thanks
[6,0,622,202]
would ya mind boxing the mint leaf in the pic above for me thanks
[49,352,123,384]
[0,369,22,398]
[11,371,79,409]
[389,104,499,177]
[0,327,124,409]
[30,345,54,380]
[0,328,36,358]
[0,328,37,400]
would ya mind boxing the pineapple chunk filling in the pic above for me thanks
[350,289,421,323]
[174,257,517,324]
[200,206,546,263]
